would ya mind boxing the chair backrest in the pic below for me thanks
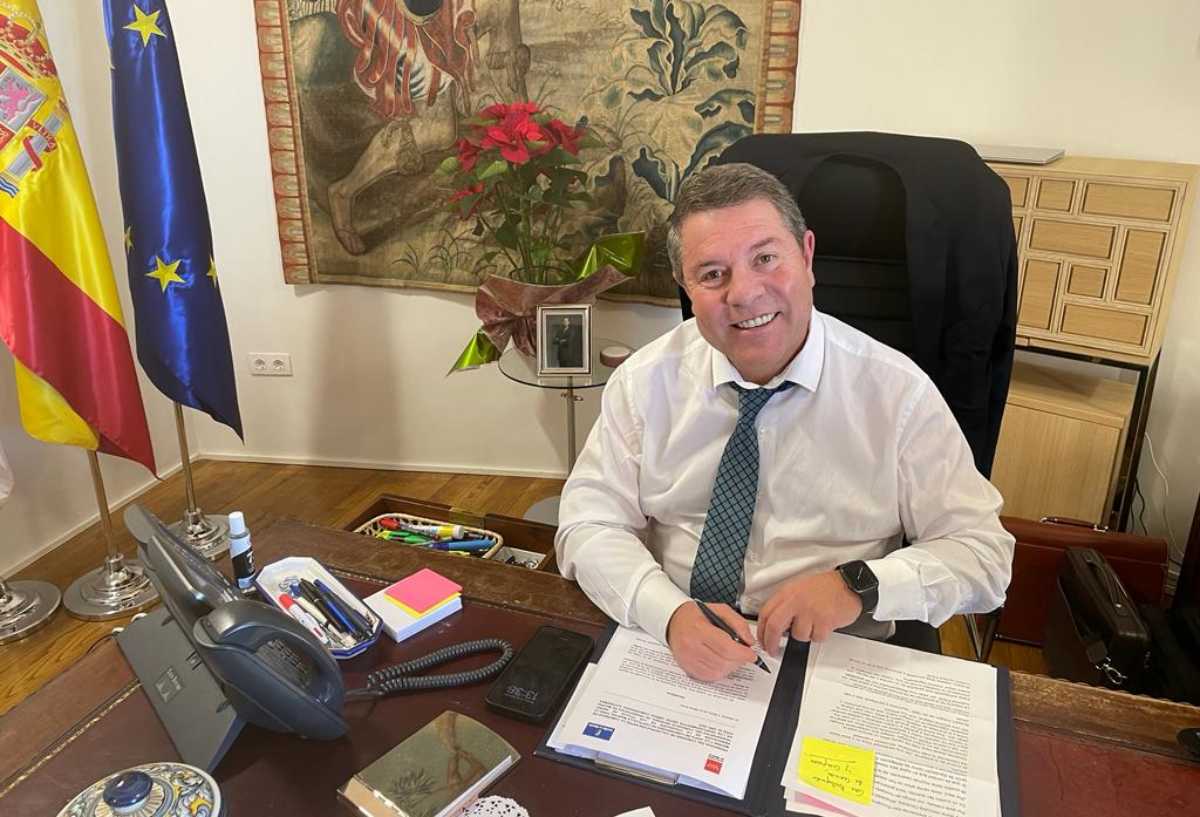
[802,155,914,356]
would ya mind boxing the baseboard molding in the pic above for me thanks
[3,461,186,578]
[5,455,566,577]
[196,451,569,481]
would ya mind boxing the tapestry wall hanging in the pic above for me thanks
[255,0,800,303]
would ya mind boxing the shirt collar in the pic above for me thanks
[709,308,826,392]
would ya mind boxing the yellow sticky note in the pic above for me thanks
[797,736,875,805]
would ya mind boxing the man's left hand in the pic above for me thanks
[757,570,863,657]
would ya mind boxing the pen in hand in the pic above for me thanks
[695,600,771,674]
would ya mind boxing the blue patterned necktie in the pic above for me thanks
[690,382,794,605]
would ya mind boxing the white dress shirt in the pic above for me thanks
[554,309,1014,645]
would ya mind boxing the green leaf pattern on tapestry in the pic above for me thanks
[608,0,756,206]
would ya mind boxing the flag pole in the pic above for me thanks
[62,451,158,620]
[0,573,60,644]
[167,403,229,560]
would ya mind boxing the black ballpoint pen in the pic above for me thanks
[696,600,771,674]
[298,579,350,635]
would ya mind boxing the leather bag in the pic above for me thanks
[1044,547,1151,690]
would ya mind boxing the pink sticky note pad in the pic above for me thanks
[384,568,462,614]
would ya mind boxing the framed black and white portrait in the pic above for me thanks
[537,305,591,376]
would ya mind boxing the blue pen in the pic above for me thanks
[431,538,494,552]
[313,578,372,638]
[303,578,357,637]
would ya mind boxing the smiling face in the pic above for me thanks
[680,198,816,385]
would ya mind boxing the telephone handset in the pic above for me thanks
[193,598,347,740]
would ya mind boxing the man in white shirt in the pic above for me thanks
[555,164,1014,681]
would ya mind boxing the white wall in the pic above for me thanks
[793,0,1200,564]
[5,0,1199,575]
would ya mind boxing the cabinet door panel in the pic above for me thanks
[1082,182,1175,222]
[1116,229,1165,304]
[1030,219,1114,258]
[1036,179,1075,211]
[1002,175,1029,207]
[991,405,1120,524]
[1018,260,1060,330]
[1067,265,1107,298]
[1061,304,1147,346]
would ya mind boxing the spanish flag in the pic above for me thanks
[0,0,155,474]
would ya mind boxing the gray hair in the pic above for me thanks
[666,163,808,285]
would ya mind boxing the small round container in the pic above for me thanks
[57,762,224,817]
[599,344,632,368]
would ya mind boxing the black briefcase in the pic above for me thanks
[1044,548,1151,690]
[1140,604,1200,705]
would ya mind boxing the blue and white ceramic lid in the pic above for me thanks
[56,761,224,817]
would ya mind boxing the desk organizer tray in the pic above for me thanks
[490,545,549,570]
[255,556,381,660]
[354,512,503,560]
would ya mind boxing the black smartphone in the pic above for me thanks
[484,625,594,723]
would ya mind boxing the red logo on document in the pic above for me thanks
[705,755,724,774]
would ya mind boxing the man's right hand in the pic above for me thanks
[666,601,758,681]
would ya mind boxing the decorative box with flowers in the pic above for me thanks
[440,101,643,372]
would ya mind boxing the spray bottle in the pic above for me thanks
[228,511,256,592]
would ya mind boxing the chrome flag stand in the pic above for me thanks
[0,575,60,645]
[62,452,157,620]
[165,404,228,560]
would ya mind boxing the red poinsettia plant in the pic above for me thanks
[439,101,602,285]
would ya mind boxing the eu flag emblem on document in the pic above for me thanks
[103,0,242,437]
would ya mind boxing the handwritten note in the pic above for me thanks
[797,736,875,805]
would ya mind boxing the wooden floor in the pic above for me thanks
[0,460,1044,716]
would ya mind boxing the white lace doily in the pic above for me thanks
[462,796,531,817]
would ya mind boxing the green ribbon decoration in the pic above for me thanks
[448,232,646,374]
[570,232,646,281]
[447,329,501,374]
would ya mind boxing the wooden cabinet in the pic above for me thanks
[991,361,1136,525]
[991,157,1200,365]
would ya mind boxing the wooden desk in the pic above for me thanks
[2,519,1198,816]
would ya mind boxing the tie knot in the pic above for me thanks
[734,382,792,423]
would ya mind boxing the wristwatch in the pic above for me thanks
[836,560,879,616]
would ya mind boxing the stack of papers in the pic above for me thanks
[364,568,462,642]
[781,633,1002,817]
[547,624,783,800]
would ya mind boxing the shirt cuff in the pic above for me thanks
[632,571,692,645]
[866,555,924,622]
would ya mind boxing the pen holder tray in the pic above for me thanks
[255,557,381,660]
[354,512,503,560]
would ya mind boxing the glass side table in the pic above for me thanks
[498,338,626,473]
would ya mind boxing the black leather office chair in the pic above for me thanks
[680,133,1019,657]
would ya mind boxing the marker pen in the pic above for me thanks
[278,594,330,646]
[430,538,494,552]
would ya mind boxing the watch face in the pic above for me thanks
[843,561,878,592]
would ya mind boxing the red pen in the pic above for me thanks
[278,593,331,646]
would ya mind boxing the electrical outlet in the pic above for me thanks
[248,352,293,377]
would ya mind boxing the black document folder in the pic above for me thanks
[535,624,1021,817]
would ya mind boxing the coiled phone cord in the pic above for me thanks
[346,638,513,701]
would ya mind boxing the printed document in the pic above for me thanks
[548,624,783,799]
[782,633,1000,817]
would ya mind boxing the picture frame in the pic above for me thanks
[537,305,592,377]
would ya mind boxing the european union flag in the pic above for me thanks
[103,0,242,437]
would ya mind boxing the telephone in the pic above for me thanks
[122,505,513,771]
[124,505,347,763]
